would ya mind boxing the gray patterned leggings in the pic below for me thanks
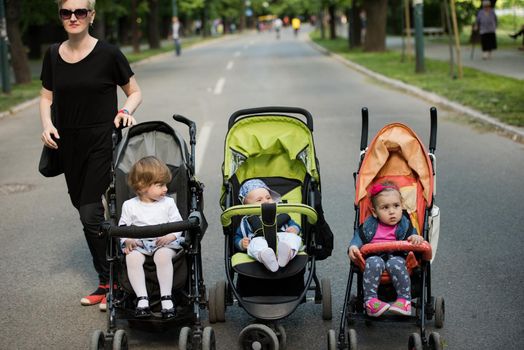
[363,255,411,301]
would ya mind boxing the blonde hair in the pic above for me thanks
[56,0,96,10]
[127,156,172,193]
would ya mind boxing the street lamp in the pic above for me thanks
[413,0,425,73]
[0,0,11,94]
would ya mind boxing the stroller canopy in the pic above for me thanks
[223,115,319,185]
[355,123,434,232]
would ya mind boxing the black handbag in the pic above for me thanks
[38,44,63,177]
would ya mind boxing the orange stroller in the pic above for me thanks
[327,108,444,350]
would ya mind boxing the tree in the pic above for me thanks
[147,0,161,48]
[5,0,31,84]
[363,0,388,52]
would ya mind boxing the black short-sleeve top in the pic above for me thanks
[40,40,134,130]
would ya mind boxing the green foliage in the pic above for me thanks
[311,32,524,127]
[20,0,60,30]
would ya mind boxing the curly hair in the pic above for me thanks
[127,156,172,194]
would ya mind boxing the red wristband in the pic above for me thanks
[119,108,130,115]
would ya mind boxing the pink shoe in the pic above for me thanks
[365,298,390,317]
[389,298,411,316]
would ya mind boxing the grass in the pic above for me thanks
[0,80,41,113]
[0,37,209,115]
[311,31,523,127]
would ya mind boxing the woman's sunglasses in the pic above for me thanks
[59,8,92,20]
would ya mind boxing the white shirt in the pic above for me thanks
[119,196,184,253]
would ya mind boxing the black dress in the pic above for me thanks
[41,40,134,209]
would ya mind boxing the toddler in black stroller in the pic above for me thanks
[89,116,214,350]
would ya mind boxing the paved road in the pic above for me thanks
[0,26,523,349]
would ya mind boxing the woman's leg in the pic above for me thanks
[385,256,411,300]
[79,201,109,284]
[363,256,385,301]
[126,250,148,308]
[154,247,177,309]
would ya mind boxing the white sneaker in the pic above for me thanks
[277,242,293,267]
[259,248,279,272]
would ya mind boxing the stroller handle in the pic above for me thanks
[221,203,318,227]
[429,107,438,153]
[228,106,314,131]
[360,241,433,261]
[173,114,197,145]
[102,215,200,239]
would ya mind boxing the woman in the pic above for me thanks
[476,0,497,60]
[39,0,142,310]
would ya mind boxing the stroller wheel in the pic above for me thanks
[408,333,423,350]
[434,296,445,328]
[326,329,336,350]
[215,281,226,322]
[321,278,332,320]
[89,330,105,350]
[346,328,357,350]
[275,324,287,350]
[179,326,192,350]
[202,326,216,350]
[429,332,442,350]
[239,324,279,350]
[112,329,128,350]
[208,286,217,324]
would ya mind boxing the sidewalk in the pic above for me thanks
[335,24,524,80]
[386,37,524,80]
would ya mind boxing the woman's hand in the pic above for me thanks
[348,245,360,262]
[407,235,425,246]
[123,239,138,254]
[157,234,177,247]
[114,110,136,128]
[41,125,60,149]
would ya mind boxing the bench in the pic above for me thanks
[403,27,445,36]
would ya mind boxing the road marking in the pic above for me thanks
[195,122,213,176]
[226,61,234,70]
[213,77,226,95]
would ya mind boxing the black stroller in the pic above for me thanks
[89,115,213,350]
[327,108,444,350]
[212,107,334,349]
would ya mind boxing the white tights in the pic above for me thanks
[126,248,176,309]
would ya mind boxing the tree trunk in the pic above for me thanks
[5,0,31,84]
[363,0,388,52]
[131,0,140,53]
[92,11,105,40]
[147,0,160,49]
[328,4,336,39]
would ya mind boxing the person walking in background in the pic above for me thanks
[292,17,301,37]
[39,0,142,311]
[475,0,497,60]
[274,17,283,39]
[172,16,181,56]
[359,10,367,44]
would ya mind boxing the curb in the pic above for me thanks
[308,39,524,143]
